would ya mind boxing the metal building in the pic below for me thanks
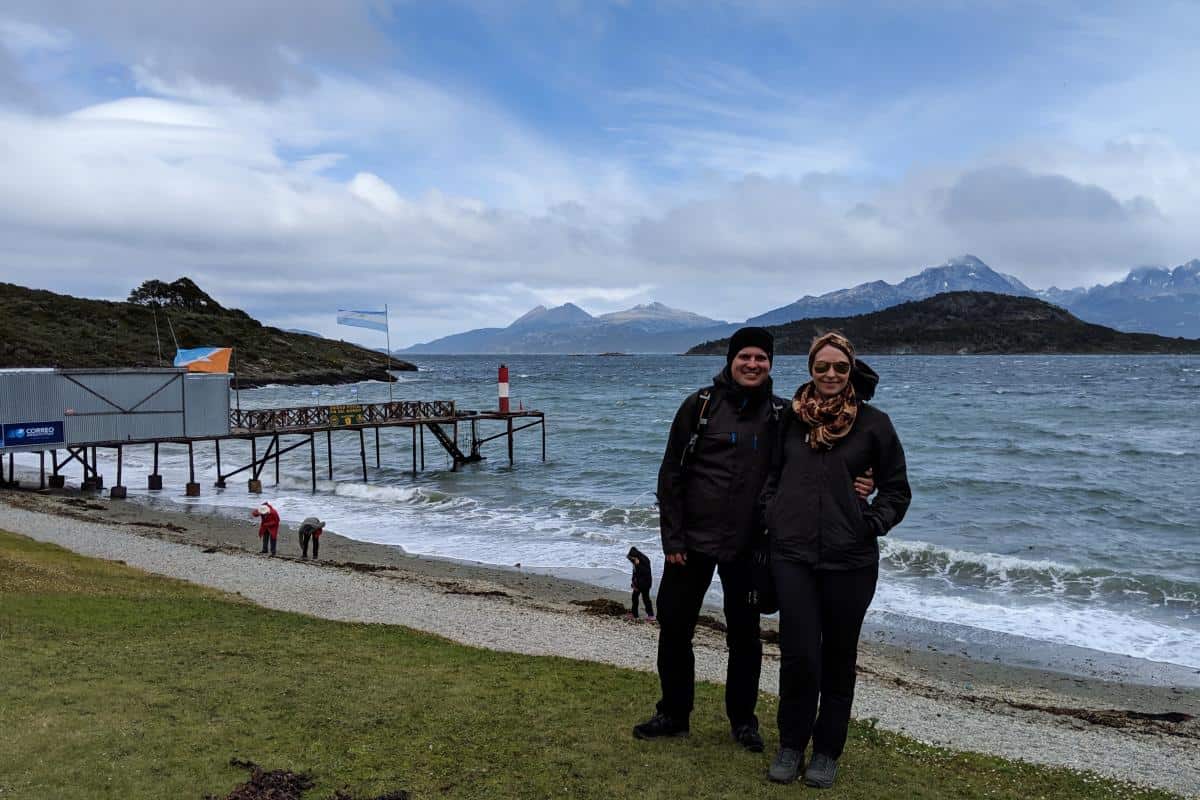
[0,368,230,452]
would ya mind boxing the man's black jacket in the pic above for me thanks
[656,368,782,562]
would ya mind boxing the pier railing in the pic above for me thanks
[230,400,457,432]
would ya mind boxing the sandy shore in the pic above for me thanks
[1,487,1197,797]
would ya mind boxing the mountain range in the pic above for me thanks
[747,255,1036,325]
[398,255,1200,353]
[748,255,1200,338]
[397,302,735,354]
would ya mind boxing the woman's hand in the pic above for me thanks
[666,552,687,566]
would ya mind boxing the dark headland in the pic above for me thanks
[0,278,416,386]
[687,292,1200,356]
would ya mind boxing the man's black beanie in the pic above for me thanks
[726,326,774,365]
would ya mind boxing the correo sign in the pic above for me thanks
[2,421,65,448]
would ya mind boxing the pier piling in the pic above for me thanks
[214,440,226,488]
[149,443,162,490]
[359,428,367,482]
[110,445,127,499]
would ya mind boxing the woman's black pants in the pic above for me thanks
[655,551,761,729]
[772,559,878,757]
[631,588,654,617]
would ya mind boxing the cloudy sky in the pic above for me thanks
[1,1,1197,346]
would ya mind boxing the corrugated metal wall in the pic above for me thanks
[183,374,231,437]
[0,371,64,422]
[61,370,186,444]
[0,369,230,450]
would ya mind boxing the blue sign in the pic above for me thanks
[3,421,65,448]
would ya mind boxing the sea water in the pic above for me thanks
[16,355,1199,671]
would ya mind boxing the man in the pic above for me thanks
[634,327,872,752]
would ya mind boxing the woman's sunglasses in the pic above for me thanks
[812,361,851,375]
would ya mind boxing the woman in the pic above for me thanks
[760,332,911,787]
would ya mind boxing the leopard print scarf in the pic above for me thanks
[793,381,858,450]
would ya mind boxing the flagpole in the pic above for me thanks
[385,303,394,403]
[152,309,163,365]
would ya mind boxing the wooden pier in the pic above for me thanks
[2,400,545,497]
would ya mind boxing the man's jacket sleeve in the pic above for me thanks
[656,394,697,555]
[756,412,789,532]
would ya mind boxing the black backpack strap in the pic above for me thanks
[680,390,713,468]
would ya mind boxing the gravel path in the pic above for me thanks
[3,504,1195,797]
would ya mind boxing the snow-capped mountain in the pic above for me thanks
[507,303,594,331]
[398,302,728,353]
[596,302,727,333]
[1038,260,1200,337]
[748,255,1035,326]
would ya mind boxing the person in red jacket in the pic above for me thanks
[251,502,280,556]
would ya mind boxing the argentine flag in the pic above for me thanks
[174,347,233,373]
[336,309,388,332]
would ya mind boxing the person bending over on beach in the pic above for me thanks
[251,502,280,556]
[760,332,911,788]
[634,327,876,753]
[298,517,325,560]
[626,546,655,621]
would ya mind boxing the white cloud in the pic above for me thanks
[3,73,1199,343]
[2,3,1200,345]
[0,19,71,55]
[4,0,387,100]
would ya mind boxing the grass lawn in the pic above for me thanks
[0,531,1178,799]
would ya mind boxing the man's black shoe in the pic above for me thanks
[731,723,764,752]
[632,712,689,740]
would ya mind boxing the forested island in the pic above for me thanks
[687,292,1200,356]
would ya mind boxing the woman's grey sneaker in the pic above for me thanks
[767,747,803,783]
[803,752,838,788]
[632,712,689,740]
[731,723,764,752]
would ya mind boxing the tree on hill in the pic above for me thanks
[127,278,226,313]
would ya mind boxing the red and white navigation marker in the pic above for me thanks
[498,364,510,413]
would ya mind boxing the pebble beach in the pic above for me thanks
[1,489,1197,797]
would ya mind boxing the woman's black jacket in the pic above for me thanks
[759,367,911,570]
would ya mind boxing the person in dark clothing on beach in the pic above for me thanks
[627,546,655,620]
[761,332,911,788]
[298,517,325,560]
[633,327,875,754]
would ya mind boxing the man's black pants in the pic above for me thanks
[773,559,878,757]
[655,550,761,729]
